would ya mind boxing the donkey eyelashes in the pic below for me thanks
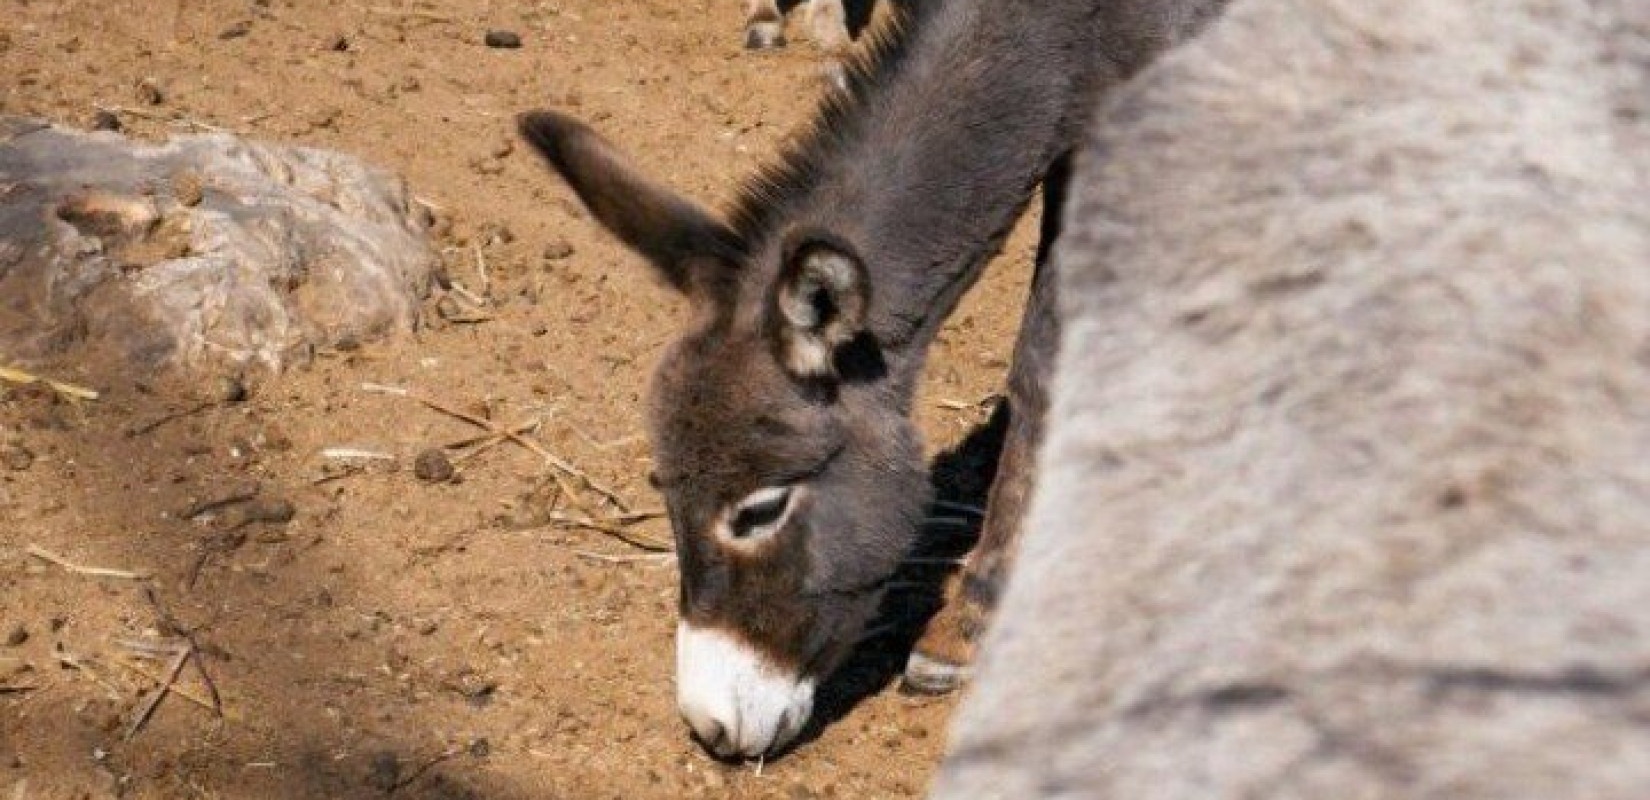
[727,485,796,541]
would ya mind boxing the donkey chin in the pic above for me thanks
[676,623,817,758]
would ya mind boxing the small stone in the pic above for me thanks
[490,139,514,159]
[136,78,165,106]
[413,448,454,483]
[327,34,350,52]
[1,444,33,472]
[172,171,206,208]
[89,110,122,132]
[541,238,575,262]
[246,497,296,525]
[219,20,253,40]
[4,624,27,647]
[212,373,247,403]
[446,673,497,707]
[307,106,342,131]
[434,295,465,322]
[483,30,522,48]
[417,619,439,636]
[468,738,490,759]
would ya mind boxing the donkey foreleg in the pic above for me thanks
[904,156,1072,694]
[744,0,787,49]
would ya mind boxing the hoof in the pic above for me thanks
[900,651,971,696]
[744,23,786,50]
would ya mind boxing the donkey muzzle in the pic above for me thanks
[676,623,815,758]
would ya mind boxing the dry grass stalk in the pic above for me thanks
[362,383,632,511]
[0,364,99,401]
[319,447,395,461]
[367,6,456,23]
[109,653,230,718]
[26,544,151,581]
[142,587,224,717]
[449,420,541,464]
[55,649,127,701]
[127,400,215,437]
[571,549,675,565]
[123,643,192,740]
[545,511,672,552]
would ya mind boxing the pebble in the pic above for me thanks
[327,33,350,52]
[136,78,165,105]
[1,444,33,472]
[89,110,122,132]
[4,624,26,647]
[219,20,253,40]
[483,29,522,49]
[413,448,455,483]
[434,295,466,322]
[541,238,575,262]
[244,497,297,525]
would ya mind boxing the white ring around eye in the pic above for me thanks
[719,485,797,547]
[740,486,792,511]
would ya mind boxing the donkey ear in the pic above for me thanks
[518,111,740,294]
[771,234,870,380]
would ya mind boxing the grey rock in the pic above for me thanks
[0,116,434,376]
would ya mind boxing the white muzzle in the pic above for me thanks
[676,623,815,758]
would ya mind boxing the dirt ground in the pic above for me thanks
[0,1,1040,797]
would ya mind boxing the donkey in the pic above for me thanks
[742,0,858,53]
[933,0,1650,795]
[522,0,1225,758]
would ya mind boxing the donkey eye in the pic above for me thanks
[728,486,794,540]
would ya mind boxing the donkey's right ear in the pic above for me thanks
[518,111,741,294]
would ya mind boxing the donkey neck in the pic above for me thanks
[749,1,1097,352]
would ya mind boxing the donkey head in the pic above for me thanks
[521,111,930,758]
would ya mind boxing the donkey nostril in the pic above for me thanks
[693,718,732,756]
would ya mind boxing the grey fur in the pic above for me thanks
[934,0,1650,795]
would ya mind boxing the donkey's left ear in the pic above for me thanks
[518,110,740,297]
[771,233,870,380]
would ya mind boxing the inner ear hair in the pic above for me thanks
[774,232,870,380]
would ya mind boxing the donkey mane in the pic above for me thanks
[725,0,940,247]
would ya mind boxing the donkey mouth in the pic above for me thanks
[677,623,816,758]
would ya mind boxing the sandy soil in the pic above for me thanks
[0,1,1039,797]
